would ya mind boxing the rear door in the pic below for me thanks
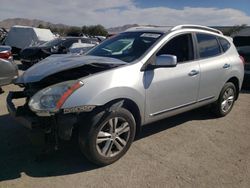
[194,33,230,102]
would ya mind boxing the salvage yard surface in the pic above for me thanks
[0,62,250,188]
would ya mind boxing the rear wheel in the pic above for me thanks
[211,82,236,117]
[78,107,136,166]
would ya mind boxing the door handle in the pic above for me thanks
[188,70,199,76]
[223,63,231,69]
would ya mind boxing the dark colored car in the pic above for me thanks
[20,37,96,67]
[0,45,18,93]
[234,36,250,88]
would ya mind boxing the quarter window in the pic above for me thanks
[218,37,230,52]
[196,33,221,58]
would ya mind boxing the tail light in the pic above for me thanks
[239,55,245,64]
[0,51,12,60]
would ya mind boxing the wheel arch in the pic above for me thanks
[226,77,240,100]
[103,98,142,137]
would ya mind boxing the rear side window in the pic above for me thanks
[218,37,230,52]
[196,33,221,58]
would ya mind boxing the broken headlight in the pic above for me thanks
[29,80,83,114]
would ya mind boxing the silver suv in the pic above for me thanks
[7,25,244,165]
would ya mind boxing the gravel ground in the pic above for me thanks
[0,62,250,188]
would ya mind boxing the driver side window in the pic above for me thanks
[157,34,194,63]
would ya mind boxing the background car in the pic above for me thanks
[4,25,55,57]
[20,37,98,67]
[0,45,18,93]
[234,36,250,88]
[0,45,13,61]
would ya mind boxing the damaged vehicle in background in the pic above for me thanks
[233,36,250,88]
[0,45,18,94]
[20,37,98,67]
[4,25,55,57]
[7,25,244,165]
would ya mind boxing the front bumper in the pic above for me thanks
[7,91,78,140]
[7,91,40,129]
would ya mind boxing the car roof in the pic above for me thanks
[125,24,223,35]
[125,26,172,34]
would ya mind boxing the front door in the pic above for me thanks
[145,33,200,120]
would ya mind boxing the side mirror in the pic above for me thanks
[141,54,177,71]
[155,54,177,67]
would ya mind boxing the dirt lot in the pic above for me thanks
[0,63,250,187]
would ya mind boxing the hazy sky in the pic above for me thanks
[1,0,250,27]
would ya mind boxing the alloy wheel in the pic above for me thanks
[96,117,130,158]
[221,87,235,113]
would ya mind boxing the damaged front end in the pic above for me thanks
[7,54,126,147]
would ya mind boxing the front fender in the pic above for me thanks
[62,86,145,116]
[61,63,145,118]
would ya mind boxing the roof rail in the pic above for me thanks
[171,25,223,35]
[126,26,155,31]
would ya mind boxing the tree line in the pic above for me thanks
[218,24,247,36]
[38,24,108,37]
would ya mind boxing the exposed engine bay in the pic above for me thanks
[20,63,122,98]
[7,55,126,145]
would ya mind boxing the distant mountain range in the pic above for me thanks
[0,18,150,33]
[1,18,248,35]
[0,18,71,30]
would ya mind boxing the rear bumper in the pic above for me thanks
[0,58,18,86]
[0,75,18,87]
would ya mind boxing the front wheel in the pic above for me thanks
[78,107,136,166]
[211,82,236,117]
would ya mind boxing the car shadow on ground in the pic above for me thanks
[0,106,217,181]
[0,114,99,181]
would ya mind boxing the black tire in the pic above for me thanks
[78,107,136,166]
[211,82,236,117]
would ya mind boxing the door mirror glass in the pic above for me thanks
[155,54,177,67]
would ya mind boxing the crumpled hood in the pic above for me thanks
[17,54,126,83]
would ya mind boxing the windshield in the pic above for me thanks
[40,38,62,47]
[87,32,162,63]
